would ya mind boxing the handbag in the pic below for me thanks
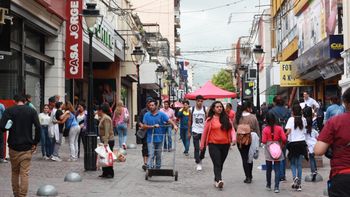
[236,124,252,147]
[63,127,70,137]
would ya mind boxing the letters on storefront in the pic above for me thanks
[0,0,11,55]
[280,61,313,87]
[65,0,83,79]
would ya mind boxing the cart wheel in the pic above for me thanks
[174,171,178,181]
[145,171,149,180]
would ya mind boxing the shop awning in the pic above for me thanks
[140,83,160,90]
[185,81,237,100]
[292,35,344,80]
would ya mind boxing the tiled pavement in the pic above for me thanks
[0,130,329,197]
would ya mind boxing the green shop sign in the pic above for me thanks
[95,26,114,49]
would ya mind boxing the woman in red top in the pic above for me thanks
[262,112,287,193]
[200,101,236,189]
[225,103,235,125]
[315,87,350,197]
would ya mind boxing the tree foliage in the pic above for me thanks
[211,69,236,92]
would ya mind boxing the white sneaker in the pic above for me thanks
[51,156,62,162]
[196,164,202,171]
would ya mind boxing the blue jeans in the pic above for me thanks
[279,146,286,179]
[147,142,163,169]
[163,127,172,150]
[180,128,190,153]
[309,153,317,173]
[290,155,303,179]
[117,123,127,148]
[266,161,280,189]
[40,126,53,157]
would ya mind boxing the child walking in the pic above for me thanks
[262,112,287,193]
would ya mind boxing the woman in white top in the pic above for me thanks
[39,104,52,160]
[285,104,308,192]
[76,103,87,158]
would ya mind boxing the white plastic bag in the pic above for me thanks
[95,143,117,167]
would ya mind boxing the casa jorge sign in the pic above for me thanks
[65,0,83,79]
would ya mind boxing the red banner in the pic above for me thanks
[65,0,83,79]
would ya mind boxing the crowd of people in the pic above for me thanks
[136,89,350,196]
[1,87,350,196]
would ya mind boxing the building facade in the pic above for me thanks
[0,0,65,110]
[339,0,350,92]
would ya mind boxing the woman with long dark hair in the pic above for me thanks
[234,101,260,184]
[200,101,236,189]
[262,112,287,193]
[285,104,308,191]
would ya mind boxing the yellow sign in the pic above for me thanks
[280,61,314,87]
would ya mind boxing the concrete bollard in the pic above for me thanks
[305,173,323,182]
[64,172,82,182]
[36,185,58,196]
[127,143,137,149]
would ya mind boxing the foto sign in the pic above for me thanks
[65,0,83,79]
[280,61,313,87]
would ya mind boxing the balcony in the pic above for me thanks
[175,33,181,42]
[175,47,181,56]
[175,17,181,28]
[174,29,181,42]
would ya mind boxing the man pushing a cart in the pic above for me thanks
[141,99,178,169]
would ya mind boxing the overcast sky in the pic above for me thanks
[179,0,269,87]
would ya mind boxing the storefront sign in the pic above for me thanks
[65,0,83,79]
[292,35,343,78]
[280,61,313,87]
[96,25,113,49]
[329,35,343,58]
[0,0,11,55]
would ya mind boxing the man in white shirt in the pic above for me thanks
[303,91,319,110]
[160,101,176,151]
[189,95,207,171]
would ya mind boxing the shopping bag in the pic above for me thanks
[95,143,117,159]
[97,152,114,167]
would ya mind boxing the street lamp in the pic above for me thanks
[155,65,166,105]
[253,45,264,116]
[238,65,247,101]
[131,46,145,117]
[82,2,102,171]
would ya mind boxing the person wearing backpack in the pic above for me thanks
[234,101,260,184]
[188,95,207,171]
[262,112,287,193]
[270,95,290,181]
